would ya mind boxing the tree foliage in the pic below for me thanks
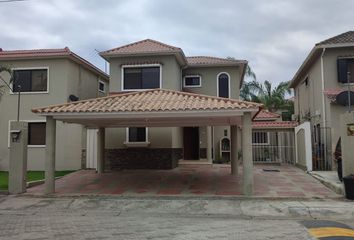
[240,64,293,114]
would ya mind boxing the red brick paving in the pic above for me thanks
[27,164,341,198]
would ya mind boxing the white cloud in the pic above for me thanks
[0,0,354,85]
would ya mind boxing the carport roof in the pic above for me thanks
[32,89,262,127]
[32,89,262,114]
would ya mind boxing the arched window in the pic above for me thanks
[217,72,230,98]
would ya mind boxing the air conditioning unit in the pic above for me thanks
[291,114,298,121]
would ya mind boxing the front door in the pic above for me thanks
[183,127,199,160]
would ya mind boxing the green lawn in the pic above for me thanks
[0,171,74,190]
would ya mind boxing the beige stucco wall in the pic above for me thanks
[0,58,107,170]
[105,127,174,149]
[109,55,182,92]
[105,54,243,160]
[294,46,354,157]
[294,58,322,125]
[182,66,241,99]
[296,129,307,168]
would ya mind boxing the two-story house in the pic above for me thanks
[97,39,248,169]
[0,47,109,171]
[289,31,354,170]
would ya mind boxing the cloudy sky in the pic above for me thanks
[1,0,354,85]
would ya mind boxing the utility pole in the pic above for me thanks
[347,71,351,113]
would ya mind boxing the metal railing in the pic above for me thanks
[252,131,295,164]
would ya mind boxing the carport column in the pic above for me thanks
[206,126,212,163]
[97,127,105,174]
[237,126,242,162]
[242,112,253,196]
[45,116,56,194]
[230,125,238,176]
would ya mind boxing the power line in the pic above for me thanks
[0,0,30,2]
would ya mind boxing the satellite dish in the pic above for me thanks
[69,94,79,102]
[335,91,354,106]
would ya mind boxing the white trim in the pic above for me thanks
[98,80,106,93]
[8,119,46,148]
[216,72,231,98]
[10,67,49,94]
[121,64,162,91]
[42,109,257,119]
[183,75,202,88]
[125,127,149,143]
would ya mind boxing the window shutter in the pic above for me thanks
[337,59,348,83]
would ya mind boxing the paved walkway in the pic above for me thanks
[27,164,340,198]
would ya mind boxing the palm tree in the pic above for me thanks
[241,80,292,113]
[0,65,13,99]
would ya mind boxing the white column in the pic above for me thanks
[97,127,105,174]
[206,126,212,163]
[45,116,56,194]
[231,125,238,176]
[242,112,253,196]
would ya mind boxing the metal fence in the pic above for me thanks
[312,126,332,171]
[252,131,295,164]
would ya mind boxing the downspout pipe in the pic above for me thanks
[320,47,328,166]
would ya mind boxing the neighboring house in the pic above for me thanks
[252,110,297,164]
[289,31,354,170]
[0,47,109,170]
[97,39,248,169]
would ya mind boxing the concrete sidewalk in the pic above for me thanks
[310,171,344,195]
[0,195,353,220]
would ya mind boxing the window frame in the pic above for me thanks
[8,120,46,148]
[121,64,162,91]
[183,75,202,88]
[125,127,149,143]
[10,67,49,94]
[337,57,354,85]
[252,131,270,145]
[98,80,106,93]
[216,72,231,98]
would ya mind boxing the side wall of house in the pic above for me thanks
[0,58,107,171]
[322,47,354,153]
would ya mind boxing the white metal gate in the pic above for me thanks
[252,130,295,164]
[86,129,98,170]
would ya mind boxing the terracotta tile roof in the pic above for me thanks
[254,110,280,120]
[252,121,298,129]
[186,56,247,66]
[0,47,109,79]
[317,31,354,46]
[32,89,262,114]
[100,39,182,55]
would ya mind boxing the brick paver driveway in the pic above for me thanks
[27,164,340,198]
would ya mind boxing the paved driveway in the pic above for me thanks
[27,164,340,198]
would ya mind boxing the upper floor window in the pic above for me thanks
[217,72,230,98]
[337,58,354,84]
[12,68,48,93]
[98,80,105,93]
[183,75,201,87]
[122,65,160,90]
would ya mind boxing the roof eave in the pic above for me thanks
[99,51,188,66]
[289,46,322,88]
